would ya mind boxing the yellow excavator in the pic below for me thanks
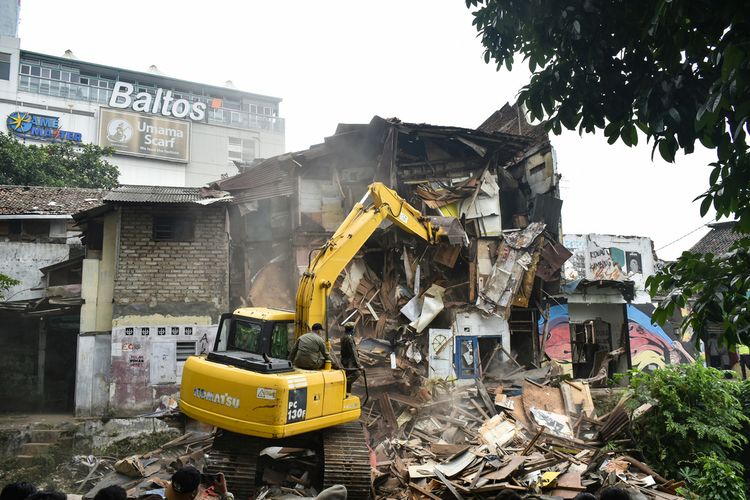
[179,182,464,498]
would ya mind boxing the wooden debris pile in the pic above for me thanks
[80,431,214,498]
[368,378,685,499]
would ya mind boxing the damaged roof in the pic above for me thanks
[104,185,231,204]
[479,102,550,148]
[212,115,539,192]
[689,221,742,255]
[0,185,105,216]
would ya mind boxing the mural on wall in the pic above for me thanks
[540,304,692,373]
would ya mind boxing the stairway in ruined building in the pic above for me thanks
[16,429,67,466]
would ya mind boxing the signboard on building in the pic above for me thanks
[109,82,207,121]
[7,111,83,142]
[98,108,190,163]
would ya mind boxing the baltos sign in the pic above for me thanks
[109,82,207,121]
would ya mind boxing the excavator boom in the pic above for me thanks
[294,181,463,336]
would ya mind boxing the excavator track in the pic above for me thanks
[205,424,371,499]
[323,422,372,499]
[204,430,262,499]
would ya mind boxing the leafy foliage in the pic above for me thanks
[648,238,750,345]
[0,132,119,188]
[677,453,747,500]
[466,0,750,345]
[628,363,748,479]
[0,273,20,299]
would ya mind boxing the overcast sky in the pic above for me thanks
[17,0,718,259]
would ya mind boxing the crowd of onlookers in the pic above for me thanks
[1,472,631,500]
[0,466,234,500]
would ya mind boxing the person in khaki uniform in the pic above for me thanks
[289,323,331,370]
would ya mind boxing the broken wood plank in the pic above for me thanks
[481,455,524,481]
[379,393,399,435]
[433,468,465,500]
[475,379,498,417]
[408,482,443,500]
[470,398,491,420]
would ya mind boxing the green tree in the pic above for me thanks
[466,0,750,345]
[0,132,119,188]
[0,274,20,299]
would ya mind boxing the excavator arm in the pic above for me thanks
[294,182,463,337]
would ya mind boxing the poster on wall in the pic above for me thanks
[626,251,643,274]
[98,108,190,162]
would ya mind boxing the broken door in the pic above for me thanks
[428,329,453,380]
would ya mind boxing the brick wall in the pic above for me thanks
[113,204,228,320]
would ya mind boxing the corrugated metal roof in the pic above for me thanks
[104,185,231,204]
[0,185,105,215]
[689,221,741,255]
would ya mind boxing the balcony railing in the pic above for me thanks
[207,108,285,134]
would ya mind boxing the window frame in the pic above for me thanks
[151,215,195,242]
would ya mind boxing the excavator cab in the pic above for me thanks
[210,308,296,366]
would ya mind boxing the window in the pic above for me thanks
[0,53,11,80]
[30,66,40,77]
[248,103,259,114]
[152,215,194,241]
[270,322,294,358]
[20,64,29,75]
[79,76,89,85]
[263,106,273,116]
[176,341,196,362]
[232,322,261,353]
[228,137,256,164]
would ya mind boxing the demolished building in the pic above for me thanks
[211,106,568,390]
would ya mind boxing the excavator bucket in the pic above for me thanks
[429,216,468,246]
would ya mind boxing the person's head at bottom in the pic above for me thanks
[573,493,597,500]
[494,489,523,500]
[0,483,37,500]
[167,466,202,500]
[600,487,630,500]
[94,486,126,500]
[312,323,323,333]
[344,322,356,336]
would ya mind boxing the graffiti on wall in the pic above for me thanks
[563,235,650,284]
[540,304,691,373]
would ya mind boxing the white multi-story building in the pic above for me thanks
[0,2,284,187]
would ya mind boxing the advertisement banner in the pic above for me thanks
[98,108,190,163]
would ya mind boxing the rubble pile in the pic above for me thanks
[76,432,215,497]
[366,377,683,499]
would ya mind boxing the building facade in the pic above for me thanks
[74,186,231,416]
[0,5,284,188]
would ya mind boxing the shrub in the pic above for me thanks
[678,453,747,500]
[628,363,748,479]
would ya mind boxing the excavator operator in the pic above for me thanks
[289,323,331,370]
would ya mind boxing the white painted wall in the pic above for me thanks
[0,241,70,300]
[563,234,655,303]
